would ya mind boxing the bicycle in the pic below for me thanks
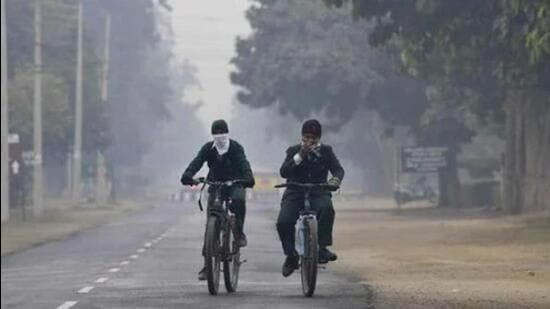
[194,177,246,295]
[274,182,339,297]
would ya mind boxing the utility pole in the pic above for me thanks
[1,0,9,221]
[96,12,110,206]
[65,150,72,196]
[32,0,44,217]
[72,0,83,204]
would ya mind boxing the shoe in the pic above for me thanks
[238,233,248,247]
[198,267,206,281]
[282,255,299,277]
[318,247,338,264]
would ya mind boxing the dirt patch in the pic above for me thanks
[332,198,550,308]
[1,199,152,256]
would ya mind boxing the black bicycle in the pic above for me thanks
[195,177,245,295]
[274,182,339,297]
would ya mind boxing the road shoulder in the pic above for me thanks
[1,199,154,256]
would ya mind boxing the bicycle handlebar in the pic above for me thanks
[195,177,248,187]
[274,182,339,191]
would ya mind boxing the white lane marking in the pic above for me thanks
[57,301,78,309]
[120,261,129,266]
[108,268,120,273]
[130,254,139,259]
[95,277,109,283]
[137,248,146,253]
[77,286,94,294]
[144,242,152,248]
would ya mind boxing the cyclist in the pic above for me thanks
[180,119,255,280]
[277,119,345,277]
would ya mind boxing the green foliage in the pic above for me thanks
[231,0,428,130]
[6,0,203,188]
[327,0,550,108]
[8,67,73,158]
[6,0,107,162]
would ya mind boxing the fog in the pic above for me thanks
[2,1,549,307]
[2,0,548,216]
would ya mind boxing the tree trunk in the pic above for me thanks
[513,96,526,214]
[356,111,394,196]
[503,91,550,214]
[438,144,461,208]
[503,99,517,213]
[523,92,550,211]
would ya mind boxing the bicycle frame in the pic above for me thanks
[208,185,240,258]
[297,189,317,256]
[209,186,230,224]
[194,178,246,295]
[274,182,339,297]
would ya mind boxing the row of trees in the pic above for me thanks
[3,0,203,219]
[231,0,549,212]
[326,0,550,212]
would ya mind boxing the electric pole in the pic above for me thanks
[32,0,44,217]
[1,0,9,221]
[72,0,83,204]
[96,12,110,206]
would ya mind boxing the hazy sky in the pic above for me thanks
[170,0,251,130]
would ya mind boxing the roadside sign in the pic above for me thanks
[22,151,34,166]
[8,133,20,144]
[401,146,448,173]
[11,161,20,175]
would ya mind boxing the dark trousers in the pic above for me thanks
[202,186,246,256]
[276,191,335,256]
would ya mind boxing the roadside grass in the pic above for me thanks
[1,198,153,256]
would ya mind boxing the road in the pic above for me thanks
[1,199,373,308]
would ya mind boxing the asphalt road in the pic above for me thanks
[2,199,373,309]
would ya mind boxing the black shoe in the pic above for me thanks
[319,247,338,264]
[238,233,248,247]
[198,267,206,281]
[282,255,299,277]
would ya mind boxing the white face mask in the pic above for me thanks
[212,134,230,155]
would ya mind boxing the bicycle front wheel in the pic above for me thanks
[205,216,222,295]
[223,216,240,293]
[301,217,318,297]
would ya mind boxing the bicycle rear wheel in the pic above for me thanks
[223,216,240,292]
[205,216,221,295]
[300,217,318,297]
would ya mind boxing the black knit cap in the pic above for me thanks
[211,119,229,134]
[302,119,322,137]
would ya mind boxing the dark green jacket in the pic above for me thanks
[182,139,255,188]
[280,144,344,185]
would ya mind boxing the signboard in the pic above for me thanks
[8,133,20,144]
[8,133,23,170]
[401,146,448,173]
[22,151,35,166]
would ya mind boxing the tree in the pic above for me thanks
[231,0,445,196]
[8,66,73,159]
[326,0,550,212]
[5,0,204,199]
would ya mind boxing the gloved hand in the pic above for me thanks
[243,178,255,189]
[180,174,198,186]
[327,177,341,188]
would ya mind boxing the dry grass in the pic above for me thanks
[332,198,550,308]
[1,199,150,256]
